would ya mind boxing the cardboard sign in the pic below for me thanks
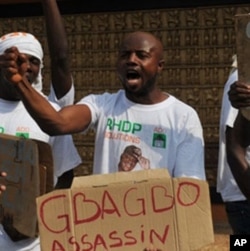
[0,134,54,239]
[235,13,250,119]
[37,169,214,251]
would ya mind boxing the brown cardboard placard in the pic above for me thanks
[235,13,250,119]
[0,134,53,239]
[37,169,214,251]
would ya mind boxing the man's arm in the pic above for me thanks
[226,112,250,200]
[42,0,72,100]
[1,47,91,136]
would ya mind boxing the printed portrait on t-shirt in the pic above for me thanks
[118,145,150,172]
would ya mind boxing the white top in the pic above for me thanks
[217,69,249,201]
[0,97,81,179]
[78,90,205,180]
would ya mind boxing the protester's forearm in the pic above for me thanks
[42,0,71,98]
[42,0,68,60]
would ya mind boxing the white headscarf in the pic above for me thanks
[0,32,44,91]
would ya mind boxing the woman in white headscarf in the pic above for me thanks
[0,0,75,107]
[0,32,45,92]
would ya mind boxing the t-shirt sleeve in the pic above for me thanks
[173,109,206,180]
[48,81,75,107]
[76,93,109,131]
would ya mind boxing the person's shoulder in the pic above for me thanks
[87,89,123,100]
[169,95,199,115]
[170,95,193,108]
[97,90,124,104]
[77,90,123,106]
[99,89,123,97]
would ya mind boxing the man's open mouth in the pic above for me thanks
[126,70,140,80]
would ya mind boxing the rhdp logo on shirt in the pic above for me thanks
[107,118,142,133]
[16,132,29,139]
[152,133,166,148]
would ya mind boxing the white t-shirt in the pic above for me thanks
[77,90,205,180]
[0,98,81,179]
[0,88,81,251]
[217,69,248,202]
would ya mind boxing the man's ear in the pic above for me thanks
[158,59,165,73]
